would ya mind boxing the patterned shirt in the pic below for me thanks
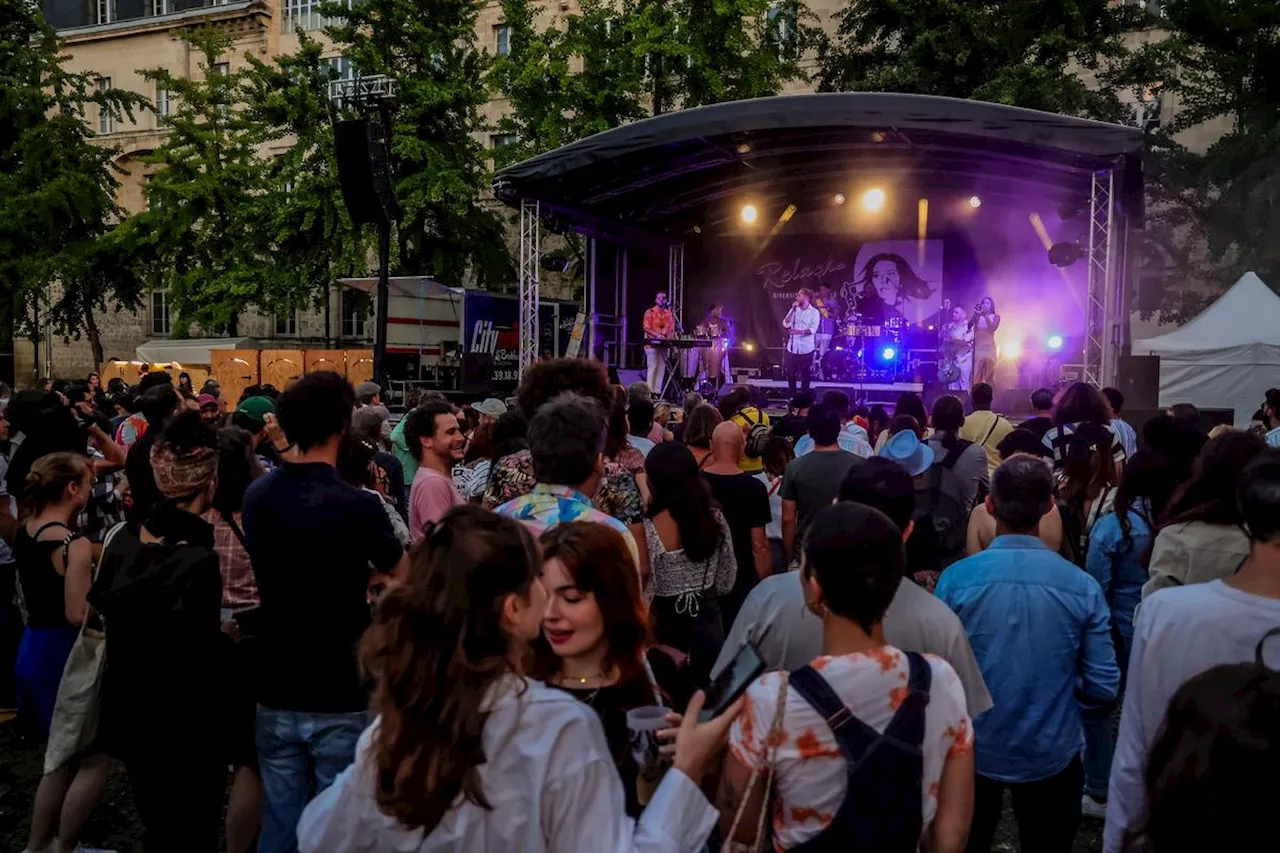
[729,647,973,848]
[642,306,675,346]
[114,412,148,452]
[203,509,259,609]
[482,449,643,525]
[78,451,126,545]
[496,483,639,566]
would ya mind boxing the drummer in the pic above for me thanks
[813,285,840,374]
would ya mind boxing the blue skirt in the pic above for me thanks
[15,625,79,737]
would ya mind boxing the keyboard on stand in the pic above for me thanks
[646,336,713,348]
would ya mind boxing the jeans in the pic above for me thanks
[784,349,812,394]
[967,757,1083,853]
[1083,628,1132,798]
[256,706,368,853]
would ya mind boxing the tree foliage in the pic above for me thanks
[326,0,512,288]
[0,0,146,361]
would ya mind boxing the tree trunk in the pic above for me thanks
[84,304,104,367]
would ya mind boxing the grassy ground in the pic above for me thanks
[0,721,1104,853]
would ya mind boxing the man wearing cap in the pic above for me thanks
[197,394,222,427]
[355,381,382,408]
[473,397,507,426]
[234,395,296,472]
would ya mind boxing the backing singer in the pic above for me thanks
[642,291,675,393]
[969,297,1001,387]
[782,288,820,394]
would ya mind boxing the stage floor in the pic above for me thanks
[750,378,923,407]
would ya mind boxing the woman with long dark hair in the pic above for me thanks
[535,522,691,816]
[296,507,737,852]
[846,252,933,325]
[1143,431,1266,597]
[1043,381,1127,477]
[681,404,722,468]
[630,442,735,687]
[1080,449,1176,817]
[755,435,794,573]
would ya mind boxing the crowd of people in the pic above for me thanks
[0,365,1277,853]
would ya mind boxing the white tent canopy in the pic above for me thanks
[134,337,259,366]
[1134,272,1280,426]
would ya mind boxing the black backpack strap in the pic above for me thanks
[32,521,71,539]
[883,651,932,751]
[736,408,760,427]
[788,665,883,764]
[938,438,972,471]
[981,416,1006,447]
[220,510,249,551]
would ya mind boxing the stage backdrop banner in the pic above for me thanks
[688,237,944,351]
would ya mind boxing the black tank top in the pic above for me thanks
[14,522,79,630]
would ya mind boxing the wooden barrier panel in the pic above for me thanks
[345,349,374,386]
[210,351,260,410]
[304,350,346,376]
[261,349,305,391]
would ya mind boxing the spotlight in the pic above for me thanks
[833,193,846,206]
[740,204,758,224]
[861,188,886,213]
[743,342,755,352]
[880,346,896,361]
[1048,241,1084,267]
[1047,334,1064,351]
[1001,340,1022,360]
[968,195,982,209]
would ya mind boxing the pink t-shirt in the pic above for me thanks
[409,467,464,541]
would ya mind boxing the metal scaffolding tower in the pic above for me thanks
[518,199,541,377]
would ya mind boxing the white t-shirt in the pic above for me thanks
[729,647,973,849]
[753,471,783,541]
[784,305,821,355]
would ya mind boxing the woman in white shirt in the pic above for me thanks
[754,436,794,573]
[297,506,739,853]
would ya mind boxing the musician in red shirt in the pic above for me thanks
[642,291,675,394]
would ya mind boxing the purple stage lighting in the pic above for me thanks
[1047,334,1064,350]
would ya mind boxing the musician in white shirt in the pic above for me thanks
[782,288,821,394]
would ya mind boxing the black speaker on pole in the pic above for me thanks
[334,114,399,225]
[1116,355,1160,410]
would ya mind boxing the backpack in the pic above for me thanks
[914,438,973,567]
[737,408,771,458]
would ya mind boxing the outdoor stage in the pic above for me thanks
[747,378,924,408]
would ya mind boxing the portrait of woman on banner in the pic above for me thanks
[845,252,935,325]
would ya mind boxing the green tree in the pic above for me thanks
[117,27,270,335]
[243,33,369,335]
[1129,0,1280,320]
[325,0,511,288]
[816,0,1138,122]
[0,0,146,368]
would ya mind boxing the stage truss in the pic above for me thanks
[1085,169,1117,388]
[668,243,685,329]
[519,199,540,376]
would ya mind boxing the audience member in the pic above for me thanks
[866,403,890,447]
[535,522,691,816]
[1100,387,1138,460]
[877,428,947,584]
[718,503,975,852]
[113,370,171,450]
[960,383,1013,476]
[874,391,932,452]
[716,458,992,717]
[1018,388,1056,440]
[770,391,813,441]
[176,371,195,397]
[754,435,793,573]
[242,371,406,853]
[1055,419,1120,566]
[352,406,408,518]
[1263,388,1280,448]
[1141,414,1206,485]
[718,385,769,474]
[355,381,382,408]
[937,456,1119,853]
[681,403,722,468]
[1105,451,1280,853]
[1166,402,1200,426]
[923,395,988,566]
[296,507,738,852]
[780,401,863,562]
[339,422,413,548]
[124,383,182,528]
[1079,449,1176,819]
[631,442,736,687]
[472,409,527,503]
[627,398,657,459]
[672,391,704,443]
[1043,382,1127,479]
[483,359,643,524]
[701,422,771,624]
[90,412,226,852]
[1143,430,1266,597]
[794,390,873,458]
[966,428,1065,556]
[405,400,466,540]
[649,400,674,444]
[497,394,640,565]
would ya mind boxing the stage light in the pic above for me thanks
[740,204,758,224]
[862,188,886,212]
[743,342,755,352]
[1048,241,1084,267]
[1047,334,1064,351]
[1001,340,1023,360]
[880,346,896,361]
[968,195,982,209]
[833,193,846,206]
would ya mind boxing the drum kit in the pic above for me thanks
[818,312,913,382]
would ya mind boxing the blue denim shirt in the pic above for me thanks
[1085,507,1153,657]
[936,535,1120,783]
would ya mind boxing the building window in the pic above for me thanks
[284,0,349,33]
[495,24,511,56]
[274,311,298,337]
[766,3,797,59]
[151,0,169,14]
[326,56,355,106]
[151,291,171,336]
[340,290,370,339]
[1139,87,1163,132]
[155,86,170,120]
[490,133,517,150]
[96,0,115,24]
[96,78,113,134]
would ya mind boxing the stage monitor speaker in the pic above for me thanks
[1116,355,1160,410]
[461,353,493,395]
[334,116,399,226]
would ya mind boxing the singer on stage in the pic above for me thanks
[969,296,1001,387]
[782,288,820,393]
[643,291,675,392]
